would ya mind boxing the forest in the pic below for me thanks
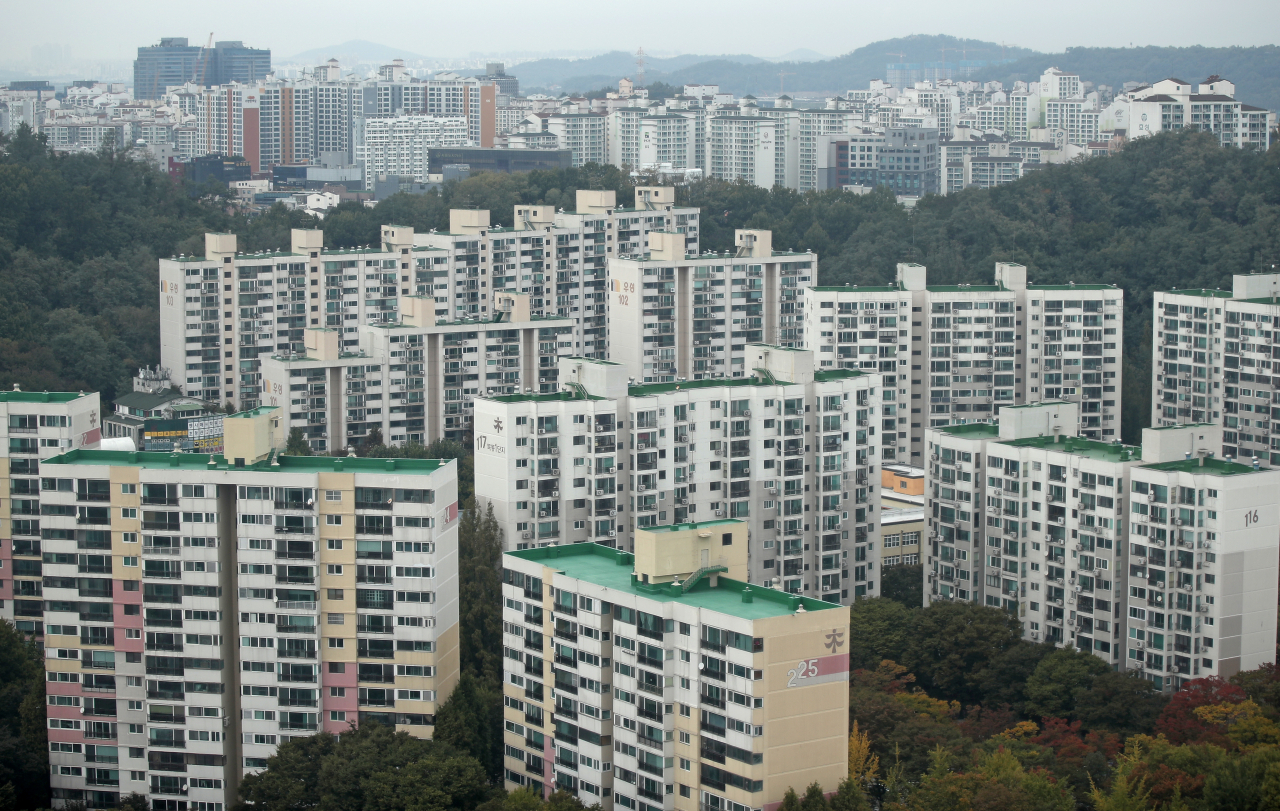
[2,127,1279,441]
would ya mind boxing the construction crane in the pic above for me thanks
[778,71,796,94]
[195,32,214,87]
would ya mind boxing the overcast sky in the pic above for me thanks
[5,0,1278,65]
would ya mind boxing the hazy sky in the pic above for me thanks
[6,0,1278,64]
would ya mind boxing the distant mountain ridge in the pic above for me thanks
[525,35,1040,95]
[283,40,428,65]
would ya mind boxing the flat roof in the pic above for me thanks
[645,519,741,533]
[998,434,1141,462]
[926,284,1003,293]
[226,406,278,419]
[1140,457,1258,476]
[0,391,91,404]
[808,285,899,293]
[936,422,1000,438]
[506,543,841,620]
[1161,288,1233,298]
[486,390,607,404]
[43,449,449,475]
[1028,284,1119,291]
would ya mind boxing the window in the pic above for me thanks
[327,540,343,550]
[120,484,136,494]
[325,491,342,501]
[325,515,342,525]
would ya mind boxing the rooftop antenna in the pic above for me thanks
[635,47,646,89]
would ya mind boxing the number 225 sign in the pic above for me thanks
[785,653,848,688]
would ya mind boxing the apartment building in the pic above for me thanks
[705,115,777,188]
[0,390,103,636]
[353,115,471,188]
[40,406,460,810]
[608,230,813,384]
[1151,272,1280,466]
[475,348,884,603]
[925,403,1279,689]
[1115,77,1277,150]
[547,113,608,168]
[639,114,697,171]
[259,293,575,452]
[499,521,849,808]
[160,191,697,415]
[803,262,1124,464]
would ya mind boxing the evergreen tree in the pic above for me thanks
[285,427,311,456]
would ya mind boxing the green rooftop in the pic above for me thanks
[1027,284,1118,290]
[0,391,91,403]
[809,285,899,293]
[1238,298,1280,306]
[42,449,450,475]
[927,284,1004,293]
[937,422,1000,438]
[644,519,740,533]
[506,542,841,620]
[486,389,606,404]
[1163,289,1233,298]
[226,405,278,419]
[998,434,1141,462]
[814,369,867,383]
[1141,457,1258,476]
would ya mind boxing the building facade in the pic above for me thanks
[0,390,103,636]
[475,349,884,604]
[39,407,460,809]
[924,404,1278,689]
[803,262,1124,465]
[500,521,850,807]
[1151,272,1280,466]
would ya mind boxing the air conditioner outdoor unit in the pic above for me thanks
[538,511,547,518]
[609,510,617,517]
[551,448,559,455]
[552,491,559,497]
[1135,640,1145,649]
[714,510,724,517]
[596,490,604,497]
[538,429,546,435]
[521,532,532,539]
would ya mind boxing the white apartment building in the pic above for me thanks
[639,113,697,171]
[158,188,699,414]
[1111,76,1277,150]
[926,405,1279,690]
[705,116,777,188]
[475,348,885,604]
[259,293,576,453]
[500,521,849,808]
[38,406,460,810]
[1151,272,1280,466]
[802,262,1124,465]
[547,113,607,168]
[1,389,103,636]
[353,115,471,189]
[608,230,813,384]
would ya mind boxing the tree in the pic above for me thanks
[0,620,48,810]
[1023,648,1110,718]
[285,427,311,456]
[880,564,923,608]
[1156,677,1247,745]
[975,641,1059,710]
[848,597,914,670]
[434,673,503,781]
[1072,670,1167,737]
[898,601,1023,706]
[458,501,505,688]
[234,722,492,811]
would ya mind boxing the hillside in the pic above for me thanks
[525,35,1039,96]
[2,126,1277,443]
[968,44,1280,114]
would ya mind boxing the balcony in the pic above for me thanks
[149,712,186,725]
